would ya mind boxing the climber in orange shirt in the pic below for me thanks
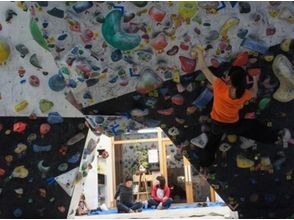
[191,47,291,175]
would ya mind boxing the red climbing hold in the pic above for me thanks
[149,6,166,23]
[157,107,174,116]
[151,33,168,50]
[13,122,27,133]
[248,68,261,77]
[0,168,5,176]
[232,51,248,66]
[179,56,196,74]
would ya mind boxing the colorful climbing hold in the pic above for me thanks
[14,100,29,112]
[39,99,54,113]
[102,10,141,51]
[30,18,49,51]
[0,39,10,65]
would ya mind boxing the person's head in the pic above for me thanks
[124,176,133,188]
[227,66,247,99]
[156,176,166,189]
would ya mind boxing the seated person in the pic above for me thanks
[148,176,173,209]
[76,194,90,216]
[114,176,143,213]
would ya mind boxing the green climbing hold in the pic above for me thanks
[39,99,54,113]
[132,2,148,7]
[258,97,271,111]
[195,72,206,81]
[102,10,141,51]
[30,18,49,51]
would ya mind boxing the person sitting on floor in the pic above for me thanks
[76,193,90,216]
[114,176,143,213]
[148,176,173,209]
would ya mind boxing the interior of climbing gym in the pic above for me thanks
[0,1,293,219]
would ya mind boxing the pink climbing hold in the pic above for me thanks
[149,6,166,23]
[40,123,51,136]
[179,56,196,74]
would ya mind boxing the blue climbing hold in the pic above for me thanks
[192,88,213,110]
[68,79,77,88]
[68,152,81,164]
[47,112,64,124]
[13,209,22,218]
[111,49,122,62]
[73,2,93,14]
[48,74,66,92]
[58,34,68,41]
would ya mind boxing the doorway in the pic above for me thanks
[162,140,193,204]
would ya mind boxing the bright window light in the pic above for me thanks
[137,128,159,133]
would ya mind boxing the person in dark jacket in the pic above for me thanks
[114,176,143,213]
[148,176,173,209]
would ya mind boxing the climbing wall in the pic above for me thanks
[0,1,294,218]
[0,117,88,218]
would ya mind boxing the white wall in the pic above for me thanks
[97,134,114,208]
[83,144,98,210]
[67,129,99,218]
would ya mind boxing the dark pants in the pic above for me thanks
[117,201,143,213]
[148,198,173,209]
[200,118,279,167]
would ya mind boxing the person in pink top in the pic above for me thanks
[148,176,173,209]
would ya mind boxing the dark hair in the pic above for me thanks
[156,176,166,189]
[229,66,247,99]
[125,176,133,182]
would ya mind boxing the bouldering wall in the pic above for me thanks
[0,117,88,218]
[0,1,294,219]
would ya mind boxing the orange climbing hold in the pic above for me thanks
[232,52,248,66]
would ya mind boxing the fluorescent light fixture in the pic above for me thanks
[137,128,158,133]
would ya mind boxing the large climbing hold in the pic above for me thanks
[48,74,66,92]
[178,2,198,21]
[136,68,163,94]
[272,54,294,102]
[219,17,240,39]
[30,18,49,51]
[0,38,10,65]
[102,10,141,51]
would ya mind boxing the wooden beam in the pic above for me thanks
[113,137,170,145]
[210,186,216,202]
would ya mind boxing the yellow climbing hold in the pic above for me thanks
[280,39,292,52]
[227,134,238,143]
[15,100,29,112]
[236,154,254,168]
[0,39,10,65]
[219,17,240,38]
[178,2,198,20]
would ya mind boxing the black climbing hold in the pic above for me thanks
[5,9,17,23]
[47,7,64,18]
[239,2,251,14]
[37,1,48,7]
